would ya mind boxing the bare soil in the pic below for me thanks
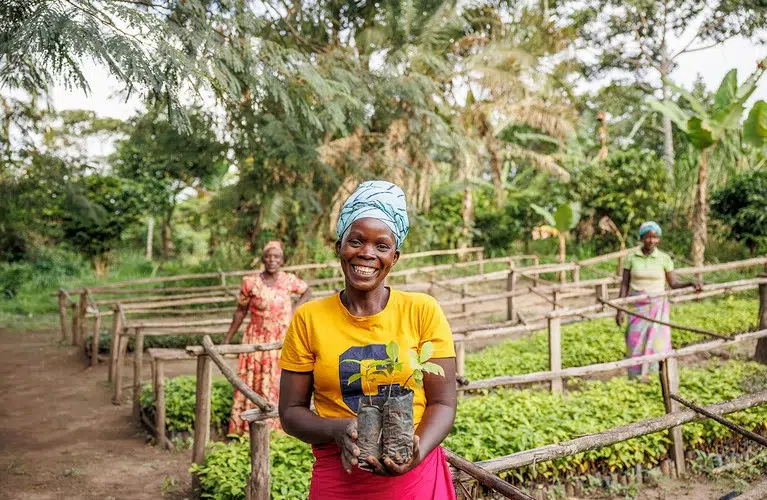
[0,326,193,500]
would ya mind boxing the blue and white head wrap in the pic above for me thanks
[638,221,662,239]
[336,181,409,248]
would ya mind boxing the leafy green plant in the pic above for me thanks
[191,433,313,500]
[140,376,233,434]
[405,341,445,388]
[465,295,756,381]
[649,63,767,266]
[711,170,767,255]
[531,202,581,274]
[344,340,444,400]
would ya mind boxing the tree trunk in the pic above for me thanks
[558,233,567,283]
[161,217,172,260]
[208,231,219,258]
[487,138,505,209]
[93,255,110,278]
[690,149,709,267]
[459,152,474,252]
[146,216,154,260]
[661,68,675,180]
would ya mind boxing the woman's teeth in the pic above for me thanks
[353,265,377,276]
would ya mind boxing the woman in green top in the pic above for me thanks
[616,222,701,381]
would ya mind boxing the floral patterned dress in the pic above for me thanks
[228,272,308,434]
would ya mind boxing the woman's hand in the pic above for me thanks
[615,311,625,326]
[366,435,422,476]
[331,419,360,473]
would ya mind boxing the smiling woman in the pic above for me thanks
[278,181,458,500]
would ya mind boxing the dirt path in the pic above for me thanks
[0,326,191,500]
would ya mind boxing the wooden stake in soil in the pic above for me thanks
[506,269,517,321]
[153,358,168,449]
[108,303,124,383]
[71,302,78,346]
[58,290,69,342]
[670,394,767,448]
[548,317,562,394]
[246,421,270,500]
[133,327,145,421]
[192,354,212,466]
[112,333,129,405]
[444,448,534,500]
[78,291,89,347]
[90,315,101,368]
[755,281,767,364]
[660,359,686,477]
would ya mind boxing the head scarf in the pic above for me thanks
[336,180,409,248]
[638,221,662,239]
[263,240,284,255]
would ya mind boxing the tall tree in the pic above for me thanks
[112,108,228,259]
[650,63,766,266]
[570,0,767,177]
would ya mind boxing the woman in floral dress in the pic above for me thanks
[224,240,311,433]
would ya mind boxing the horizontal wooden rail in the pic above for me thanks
[186,341,283,356]
[454,389,767,480]
[598,298,730,340]
[122,296,236,310]
[676,256,767,276]
[548,279,766,319]
[457,328,767,391]
[577,247,638,266]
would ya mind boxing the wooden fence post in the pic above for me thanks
[548,317,563,394]
[755,281,767,364]
[90,315,101,368]
[478,249,485,275]
[154,358,168,449]
[461,284,468,314]
[112,333,129,404]
[58,290,69,342]
[78,291,89,347]
[660,358,686,477]
[506,269,517,321]
[108,304,123,383]
[71,302,79,346]
[455,342,465,380]
[192,354,212,466]
[219,272,226,287]
[552,290,559,311]
[573,264,580,283]
[246,421,271,500]
[133,327,145,421]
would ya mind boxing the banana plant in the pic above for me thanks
[530,202,581,279]
[648,59,767,267]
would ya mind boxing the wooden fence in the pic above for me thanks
[133,276,767,498]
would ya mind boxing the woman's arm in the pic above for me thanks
[295,288,312,310]
[279,370,359,472]
[370,357,457,476]
[223,303,248,344]
[616,269,631,326]
[666,271,702,291]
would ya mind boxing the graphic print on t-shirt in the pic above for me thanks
[339,344,401,413]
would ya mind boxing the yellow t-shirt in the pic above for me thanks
[280,289,455,427]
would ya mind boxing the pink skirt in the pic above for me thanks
[308,443,456,500]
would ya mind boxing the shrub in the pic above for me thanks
[447,360,767,480]
[140,376,233,434]
[190,433,313,500]
[711,170,767,255]
[465,295,757,380]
